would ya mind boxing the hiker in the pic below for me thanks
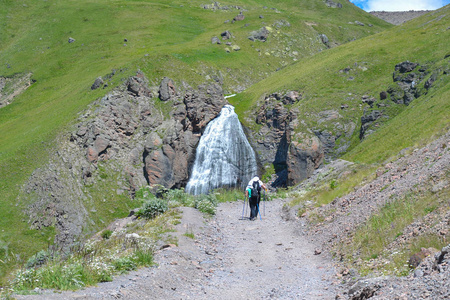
[245,176,267,220]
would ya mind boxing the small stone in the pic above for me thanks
[211,36,221,44]
[68,37,75,43]
[314,249,322,255]
[414,268,424,278]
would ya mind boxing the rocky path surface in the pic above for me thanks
[19,199,338,299]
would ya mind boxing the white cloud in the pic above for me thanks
[366,0,448,11]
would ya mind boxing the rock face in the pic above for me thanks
[159,77,177,101]
[359,60,447,140]
[390,61,428,105]
[144,83,226,188]
[22,71,226,249]
[360,109,384,139]
[253,92,323,187]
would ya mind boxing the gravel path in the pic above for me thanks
[18,199,338,299]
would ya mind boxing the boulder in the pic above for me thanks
[433,244,450,271]
[395,61,419,73]
[319,34,329,45]
[127,76,151,97]
[355,21,365,26]
[233,12,245,22]
[211,36,221,44]
[282,91,300,105]
[409,247,439,268]
[91,77,104,90]
[348,277,390,300]
[221,30,232,40]
[159,77,177,101]
[248,27,270,42]
[362,95,375,107]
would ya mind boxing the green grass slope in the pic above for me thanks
[0,0,390,282]
[231,5,449,164]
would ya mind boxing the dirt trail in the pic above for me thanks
[18,199,337,299]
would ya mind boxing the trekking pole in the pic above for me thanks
[257,201,262,220]
[241,196,246,219]
[263,190,266,216]
[245,195,249,218]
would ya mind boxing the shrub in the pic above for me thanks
[113,257,137,273]
[136,199,168,219]
[101,230,113,240]
[25,250,50,269]
[195,194,217,215]
[165,188,195,207]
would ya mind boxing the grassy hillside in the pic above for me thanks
[231,5,449,163]
[0,0,390,282]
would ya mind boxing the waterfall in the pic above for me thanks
[186,105,257,195]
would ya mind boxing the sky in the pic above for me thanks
[349,0,450,11]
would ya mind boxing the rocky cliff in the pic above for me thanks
[21,71,226,249]
[21,70,330,248]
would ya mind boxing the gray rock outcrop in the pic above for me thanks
[253,93,324,187]
[248,27,270,42]
[21,72,227,249]
[159,77,177,101]
[324,0,343,8]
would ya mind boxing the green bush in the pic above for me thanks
[101,230,113,240]
[195,194,217,215]
[25,250,50,269]
[136,199,168,219]
[165,188,195,207]
[113,257,137,273]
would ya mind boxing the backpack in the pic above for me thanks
[251,180,261,197]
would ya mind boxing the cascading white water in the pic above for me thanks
[186,105,257,195]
